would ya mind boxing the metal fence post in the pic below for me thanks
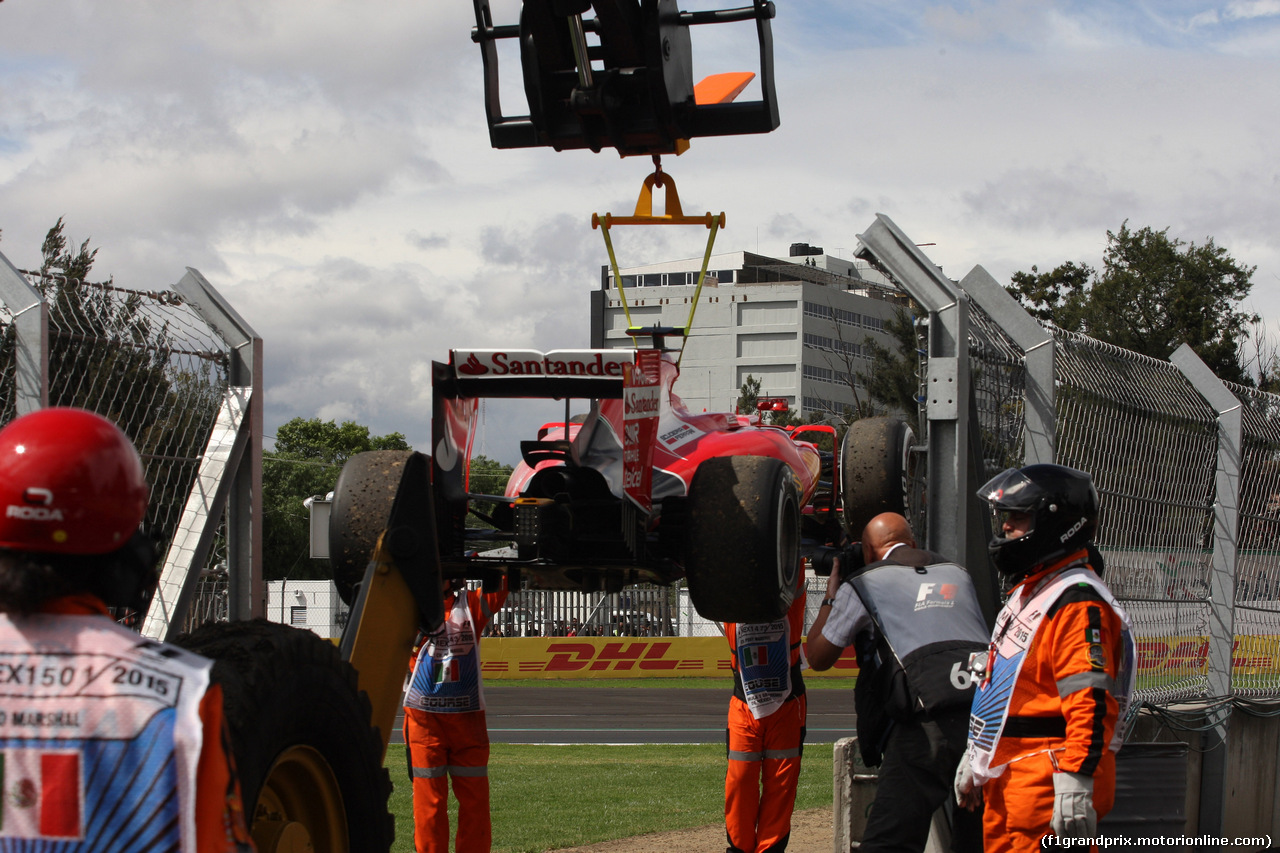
[1169,342,1240,835]
[0,251,48,415]
[957,265,1055,465]
[855,215,974,569]
[173,268,264,621]
[143,387,254,641]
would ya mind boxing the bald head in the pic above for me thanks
[861,512,916,565]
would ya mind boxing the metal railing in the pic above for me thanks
[467,578,835,639]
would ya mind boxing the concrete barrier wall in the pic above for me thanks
[832,710,1280,845]
[832,737,949,853]
[1124,708,1280,835]
[1222,709,1280,833]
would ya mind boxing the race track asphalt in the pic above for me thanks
[390,686,857,745]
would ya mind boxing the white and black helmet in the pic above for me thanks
[978,464,1099,580]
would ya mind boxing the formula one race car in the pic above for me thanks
[328,326,914,627]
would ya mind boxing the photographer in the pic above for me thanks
[806,513,986,853]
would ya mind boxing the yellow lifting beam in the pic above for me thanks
[592,160,724,363]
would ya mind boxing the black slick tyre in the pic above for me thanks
[685,455,801,623]
[329,449,415,605]
[840,416,915,536]
[174,619,394,853]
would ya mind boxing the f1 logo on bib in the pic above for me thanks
[914,582,958,612]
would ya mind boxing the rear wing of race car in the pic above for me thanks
[432,347,660,554]
[438,348,631,400]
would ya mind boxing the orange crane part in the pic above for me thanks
[694,71,756,105]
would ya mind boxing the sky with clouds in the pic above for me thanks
[2,0,1278,464]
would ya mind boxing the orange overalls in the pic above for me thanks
[724,581,807,853]
[404,584,508,853]
[977,553,1126,852]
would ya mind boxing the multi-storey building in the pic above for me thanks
[588,243,912,420]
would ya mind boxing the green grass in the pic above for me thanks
[385,742,837,853]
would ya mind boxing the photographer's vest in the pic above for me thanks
[850,560,990,717]
[0,614,209,852]
[407,594,485,713]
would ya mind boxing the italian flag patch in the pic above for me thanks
[741,646,769,668]
[0,749,82,839]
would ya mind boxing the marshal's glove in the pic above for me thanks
[1051,771,1096,837]
[953,750,981,811]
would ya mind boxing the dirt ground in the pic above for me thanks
[546,807,834,853]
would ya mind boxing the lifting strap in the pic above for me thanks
[592,160,723,364]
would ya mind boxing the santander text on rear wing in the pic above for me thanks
[431,347,659,551]
[440,349,633,399]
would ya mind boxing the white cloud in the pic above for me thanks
[920,0,1058,46]
[961,166,1140,233]
[1225,1,1280,21]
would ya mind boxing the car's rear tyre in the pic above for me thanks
[174,619,394,853]
[329,449,415,605]
[840,416,916,537]
[685,455,801,622]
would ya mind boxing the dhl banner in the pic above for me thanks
[478,635,1280,680]
[480,637,861,679]
[1135,635,1280,678]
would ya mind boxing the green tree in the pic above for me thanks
[272,417,409,465]
[40,217,99,282]
[735,375,807,425]
[8,219,215,548]
[1241,317,1280,393]
[464,454,516,551]
[263,418,411,580]
[856,306,923,435]
[736,375,761,415]
[767,404,802,427]
[468,454,514,497]
[1009,222,1257,382]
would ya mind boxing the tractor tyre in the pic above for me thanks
[685,455,801,623]
[174,619,394,853]
[840,416,916,537]
[329,449,415,605]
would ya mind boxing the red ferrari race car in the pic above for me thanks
[328,326,914,625]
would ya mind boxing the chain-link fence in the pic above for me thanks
[38,274,230,558]
[968,300,1029,476]
[0,305,17,428]
[1224,381,1280,699]
[0,257,259,634]
[1051,330,1220,704]
[963,287,1280,705]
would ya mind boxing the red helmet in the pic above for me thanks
[0,408,149,555]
